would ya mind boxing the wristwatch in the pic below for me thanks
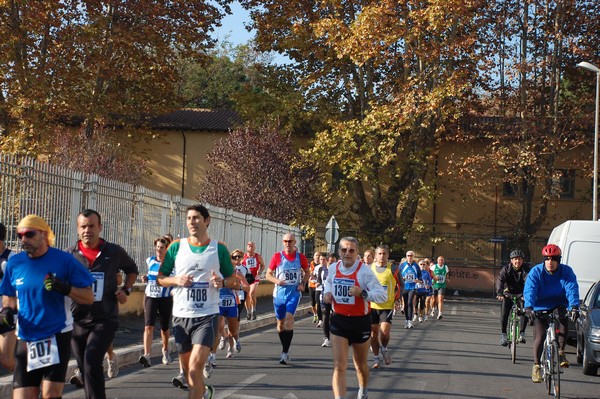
[361,289,368,299]
[122,287,132,296]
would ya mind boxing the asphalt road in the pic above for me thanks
[55,299,600,399]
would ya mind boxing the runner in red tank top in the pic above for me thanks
[242,241,265,320]
[323,237,386,399]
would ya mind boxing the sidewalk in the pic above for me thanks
[0,295,312,399]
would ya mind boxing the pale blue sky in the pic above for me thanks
[212,1,254,46]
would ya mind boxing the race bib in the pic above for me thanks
[332,278,356,305]
[246,257,257,268]
[283,268,300,285]
[27,335,59,372]
[186,281,209,306]
[437,275,446,284]
[91,272,105,301]
[404,273,415,283]
[147,280,162,297]
[219,292,236,308]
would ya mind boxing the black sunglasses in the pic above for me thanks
[17,231,38,239]
[231,255,243,260]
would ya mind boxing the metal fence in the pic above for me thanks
[0,153,302,275]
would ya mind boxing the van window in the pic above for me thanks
[565,241,600,299]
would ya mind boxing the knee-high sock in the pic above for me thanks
[279,330,294,353]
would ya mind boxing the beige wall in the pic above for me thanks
[140,129,228,199]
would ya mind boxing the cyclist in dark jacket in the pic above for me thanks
[495,249,530,346]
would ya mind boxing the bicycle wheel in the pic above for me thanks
[551,341,560,398]
[543,341,552,395]
[510,311,517,363]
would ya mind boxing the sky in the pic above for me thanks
[212,1,254,46]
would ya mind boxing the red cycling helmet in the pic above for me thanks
[542,244,562,257]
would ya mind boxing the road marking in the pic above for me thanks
[412,381,427,391]
[450,306,457,315]
[214,374,266,399]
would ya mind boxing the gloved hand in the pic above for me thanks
[44,273,72,296]
[0,307,15,328]
[245,273,255,284]
[525,307,535,324]
[570,307,580,322]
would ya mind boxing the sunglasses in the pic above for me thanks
[340,247,356,253]
[283,240,295,243]
[17,230,38,240]
[231,255,243,260]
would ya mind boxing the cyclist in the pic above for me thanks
[495,249,530,346]
[523,244,579,383]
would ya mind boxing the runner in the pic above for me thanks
[242,241,265,320]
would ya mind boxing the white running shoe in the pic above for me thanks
[139,354,151,368]
[382,349,392,365]
[408,320,413,329]
[423,315,428,322]
[172,372,188,389]
[322,337,331,347]
[412,314,418,322]
[69,368,84,388]
[226,348,234,358]
[162,349,171,365]
[372,355,380,369]
[106,355,119,378]
[218,337,226,350]
[437,313,443,320]
[203,361,213,378]
[316,320,323,328]
[234,339,241,353]
[208,353,217,367]
[404,320,409,329]
[279,352,290,365]
[418,316,423,323]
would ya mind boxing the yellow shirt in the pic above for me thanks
[370,262,396,310]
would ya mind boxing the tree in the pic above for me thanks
[197,125,321,224]
[242,0,485,249]
[0,0,231,154]
[444,0,600,257]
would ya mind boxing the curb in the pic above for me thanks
[0,306,311,399]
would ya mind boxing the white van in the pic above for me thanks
[547,220,600,299]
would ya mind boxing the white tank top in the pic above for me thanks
[172,238,221,317]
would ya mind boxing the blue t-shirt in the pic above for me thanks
[0,247,95,341]
[145,256,172,298]
[400,261,422,291]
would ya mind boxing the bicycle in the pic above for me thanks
[535,308,566,398]
[504,293,523,363]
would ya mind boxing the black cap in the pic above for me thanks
[510,249,525,259]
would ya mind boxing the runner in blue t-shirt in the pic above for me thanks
[0,215,94,399]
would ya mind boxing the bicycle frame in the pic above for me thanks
[536,309,563,399]
[505,293,523,363]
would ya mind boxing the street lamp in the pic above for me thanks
[577,61,600,221]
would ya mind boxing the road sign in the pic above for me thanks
[325,216,339,245]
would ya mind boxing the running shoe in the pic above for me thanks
[437,313,443,320]
[372,355,380,369]
[208,353,217,368]
[162,349,172,365]
[226,348,234,358]
[246,312,252,321]
[172,372,188,389]
[139,354,151,368]
[430,309,436,317]
[218,337,226,350]
[234,339,241,353]
[251,310,257,320]
[316,320,323,328]
[518,333,526,344]
[69,368,84,388]
[204,384,215,399]
[418,316,423,323]
[313,314,318,323]
[531,364,542,383]
[106,355,119,378]
[279,352,290,365]
[500,333,508,347]
[382,349,392,365]
[423,315,428,322]
[407,320,413,329]
[203,361,213,378]
[322,337,331,347]
[412,314,418,322]
[404,320,409,329]
[559,351,569,368]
